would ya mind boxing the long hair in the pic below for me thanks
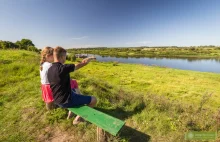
[40,46,53,71]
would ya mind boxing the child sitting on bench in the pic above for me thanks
[40,47,55,110]
[48,46,97,124]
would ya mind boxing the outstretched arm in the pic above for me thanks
[74,57,96,70]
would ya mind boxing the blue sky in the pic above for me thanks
[0,0,220,48]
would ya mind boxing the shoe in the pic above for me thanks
[67,111,74,119]
[73,117,85,125]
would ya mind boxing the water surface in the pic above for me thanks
[91,55,220,73]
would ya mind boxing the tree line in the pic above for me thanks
[0,39,39,52]
[67,45,220,58]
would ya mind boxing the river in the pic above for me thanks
[90,54,220,73]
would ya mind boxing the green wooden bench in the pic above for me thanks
[68,106,125,141]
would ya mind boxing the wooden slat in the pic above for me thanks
[68,106,125,136]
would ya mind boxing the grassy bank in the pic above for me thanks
[78,61,220,109]
[67,47,220,59]
[0,50,220,141]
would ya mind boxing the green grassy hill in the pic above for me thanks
[0,50,220,142]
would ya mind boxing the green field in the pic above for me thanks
[67,46,220,59]
[1,49,220,141]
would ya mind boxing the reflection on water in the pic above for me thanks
[90,54,220,73]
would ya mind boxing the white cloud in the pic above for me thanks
[71,36,88,40]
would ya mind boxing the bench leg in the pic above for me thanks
[97,127,106,142]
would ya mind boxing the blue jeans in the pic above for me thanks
[58,91,92,108]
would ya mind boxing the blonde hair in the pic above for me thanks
[40,46,53,71]
[54,46,66,59]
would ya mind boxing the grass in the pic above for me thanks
[78,61,220,110]
[0,49,220,142]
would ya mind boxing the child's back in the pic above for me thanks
[40,47,54,110]
[40,62,52,84]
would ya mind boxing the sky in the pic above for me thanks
[0,0,220,49]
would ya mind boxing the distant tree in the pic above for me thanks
[189,47,196,51]
[66,53,76,61]
[1,41,6,49]
[0,39,38,52]
[15,41,22,49]
[0,40,2,49]
[7,41,18,49]
[0,41,16,49]
[70,54,76,61]
[20,39,35,50]
[27,46,38,51]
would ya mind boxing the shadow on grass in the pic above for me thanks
[95,102,150,142]
[95,101,146,120]
[119,125,151,142]
[0,59,12,64]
